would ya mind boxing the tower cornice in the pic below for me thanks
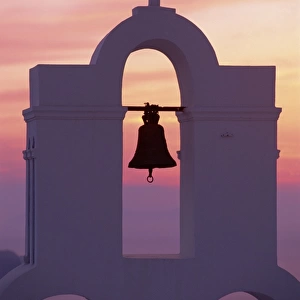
[176,107,282,122]
[22,106,127,122]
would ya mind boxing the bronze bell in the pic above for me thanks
[128,103,177,183]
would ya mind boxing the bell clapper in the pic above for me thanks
[147,168,154,183]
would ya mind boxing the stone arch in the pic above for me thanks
[90,6,220,258]
[219,291,273,300]
[219,292,257,299]
[43,295,89,300]
[90,6,219,108]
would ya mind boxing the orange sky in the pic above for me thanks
[0,0,299,185]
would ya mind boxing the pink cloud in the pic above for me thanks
[0,89,28,104]
[0,0,285,66]
[278,158,300,184]
[124,70,175,84]
[0,90,27,181]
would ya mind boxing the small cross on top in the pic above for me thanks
[149,0,160,6]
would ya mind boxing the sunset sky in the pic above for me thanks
[0,0,299,287]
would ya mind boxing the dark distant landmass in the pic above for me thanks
[0,250,21,279]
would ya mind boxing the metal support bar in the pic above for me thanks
[127,106,185,112]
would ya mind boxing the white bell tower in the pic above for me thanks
[0,1,299,299]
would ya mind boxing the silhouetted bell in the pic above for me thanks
[128,104,176,183]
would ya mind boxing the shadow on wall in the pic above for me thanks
[0,250,22,279]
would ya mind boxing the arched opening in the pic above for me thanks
[122,49,180,256]
[43,295,88,300]
[219,292,257,300]
[219,292,273,300]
